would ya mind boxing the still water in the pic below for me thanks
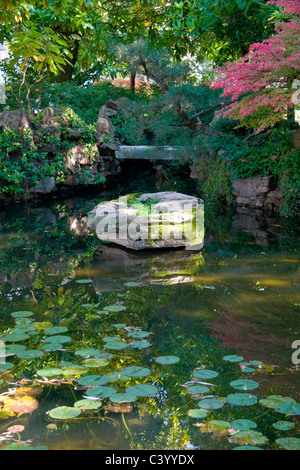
[0,197,299,450]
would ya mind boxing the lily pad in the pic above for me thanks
[233,446,263,450]
[83,358,110,368]
[229,379,259,391]
[49,406,81,420]
[131,341,151,349]
[198,398,224,410]
[85,386,116,398]
[259,395,296,410]
[187,409,209,419]
[121,366,151,378]
[127,331,151,339]
[44,327,69,335]
[273,421,295,431]
[2,333,29,342]
[276,438,300,450]
[192,369,218,380]
[75,279,92,284]
[186,385,210,395]
[126,384,158,397]
[232,430,268,446]
[223,355,244,363]
[16,350,44,360]
[44,335,72,344]
[110,392,137,403]
[0,362,14,371]
[155,356,180,365]
[74,400,102,410]
[103,305,127,312]
[227,393,258,407]
[40,343,63,352]
[78,375,109,387]
[75,348,101,358]
[103,341,129,350]
[36,368,64,378]
[11,311,34,318]
[275,402,300,416]
[230,419,257,431]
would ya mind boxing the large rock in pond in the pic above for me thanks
[87,192,204,251]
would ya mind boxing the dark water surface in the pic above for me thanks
[0,197,299,450]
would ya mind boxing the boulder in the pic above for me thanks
[232,176,272,208]
[87,191,204,251]
[29,177,56,194]
[0,109,31,132]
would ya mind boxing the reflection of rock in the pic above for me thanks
[91,245,204,292]
[87,192,204,251]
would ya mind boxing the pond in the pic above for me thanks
[0,196,299,451]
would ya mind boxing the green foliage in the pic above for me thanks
[0,127,69,194]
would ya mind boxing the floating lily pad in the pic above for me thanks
[126,384,158,397]
[74,400,102,410]
[78,375,109,387]
[198,398,224,410]
[233,446,263,450]
[44,335,72,344]
[62,365,88,376]
[232,430,268,446]
[103,336,122,343]
[17,350,44,360]
[155,356,180,365]
[0,363,14,371]
[32,322,53,330]
[242,367,256,373]
[186,385,210,395]
[11,311,34,318]
[110,392,137,403]
[227,393,258,407]
[2,333,29,342]
[75,279,92,284]
[75,348,101,358]
[124,282,141,287]
[276,438,300,450]
[44,327,69,335]
[273,421,295,431]
[209,420,230,428]
[127,331,151,339]
[40,343,63,352]
[230,379,259,391]
[113,324,127,328]
[36,368,64,378]
[192,369,218,380]
[275,402,300,416]
[131,341,151,349]
[230,419,257,431]
[259,395,296,410]
[248,361,262,366]
[103,341,129,350]
[4,344,26,354]
[223,355,244,363]
[85,386,116,398]
[49,406,81,420]
[187,409,209,419]
[83,358,109,368]
[121,366,151,378]
[103,305,127,312]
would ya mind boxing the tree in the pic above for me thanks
[210,0,300,132]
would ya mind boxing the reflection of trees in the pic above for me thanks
[206,309,292,363]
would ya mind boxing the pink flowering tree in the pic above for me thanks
[210,0,300,132]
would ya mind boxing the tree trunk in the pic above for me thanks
[57,38,81,83]
[130,70,136,94]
